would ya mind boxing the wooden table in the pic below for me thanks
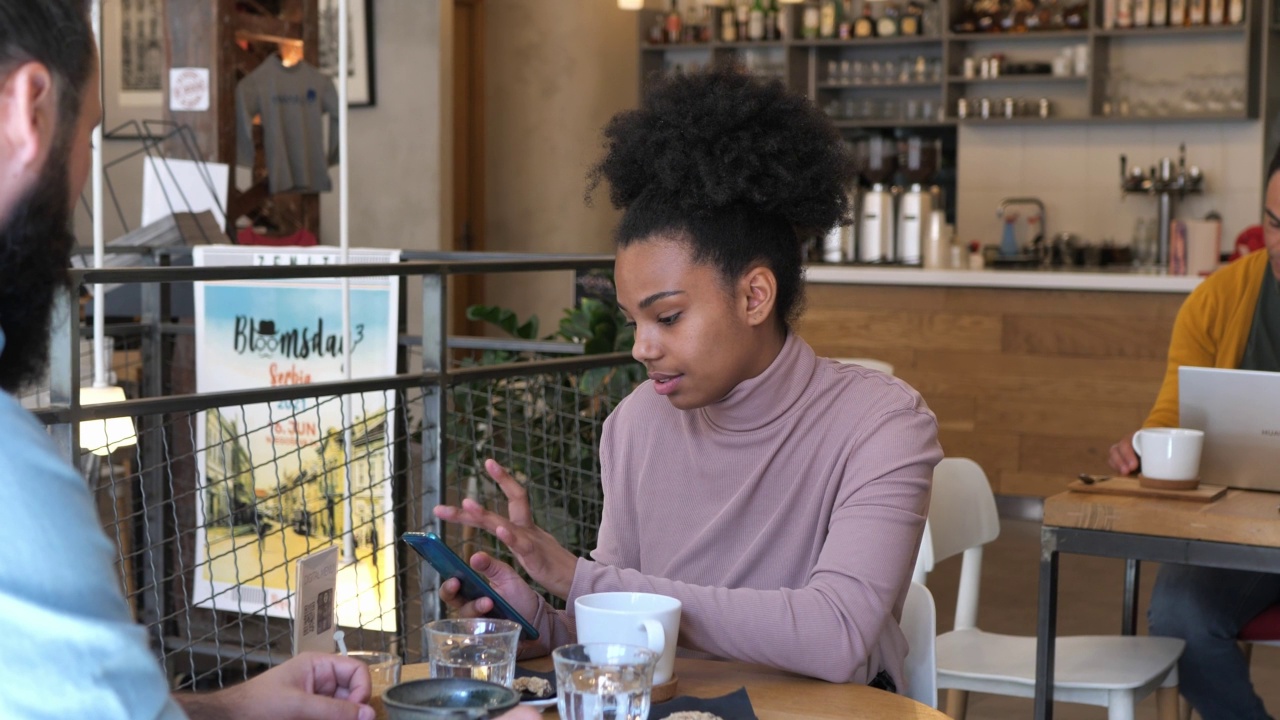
[404,657,948,719]
[1034,486,1280,720]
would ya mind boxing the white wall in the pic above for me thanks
[481,1,638,331]
[955,122,1264,255]
[320,0,448,254]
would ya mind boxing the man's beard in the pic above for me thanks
[0,142,76,394]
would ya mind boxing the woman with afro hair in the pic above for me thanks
[434,65,941,691]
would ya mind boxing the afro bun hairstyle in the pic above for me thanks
[587,64,856,330]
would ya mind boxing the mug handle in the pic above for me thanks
[640,619,666,656]
[1131,430,1145,459]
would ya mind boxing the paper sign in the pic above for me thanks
[141,157,228,232]
[293,546,340,654]
[170,68,210,112]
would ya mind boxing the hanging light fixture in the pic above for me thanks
[618,0,644,9]
[81,0,136,458]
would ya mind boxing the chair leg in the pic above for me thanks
[1156,686,1180,720]
[944,689,968,720]
[1105,690,1136,720]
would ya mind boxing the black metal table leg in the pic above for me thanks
[1036,526,1060,720]
[1122,558,1141,635]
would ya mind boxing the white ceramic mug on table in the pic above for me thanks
[1132,427,1205,481]
[574,592,681,685]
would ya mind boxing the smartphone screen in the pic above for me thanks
[402,532,540,640]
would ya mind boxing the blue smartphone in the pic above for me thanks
[402,532,540,640]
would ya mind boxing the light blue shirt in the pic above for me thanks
[0,328,186,718]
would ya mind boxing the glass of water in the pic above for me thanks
[553,644,657,720]
[426,618,521,688]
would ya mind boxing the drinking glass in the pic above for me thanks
[553,644,658,720]
[851,59,867,85]
[348,651,402,720]
[426,618,520,688]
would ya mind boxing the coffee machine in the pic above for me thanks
[857,135,898,264]
[897,136,942,267]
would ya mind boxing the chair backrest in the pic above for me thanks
[833,357,896,376]
[900,580,938,709]
[914,457,1000,631]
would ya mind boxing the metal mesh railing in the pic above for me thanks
[442,364,638,607]
[35,255,639,689]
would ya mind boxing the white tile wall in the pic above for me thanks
[956,121,1265,254]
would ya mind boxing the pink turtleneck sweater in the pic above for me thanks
[525,333,940,687]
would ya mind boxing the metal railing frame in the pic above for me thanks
[39,252,632,671]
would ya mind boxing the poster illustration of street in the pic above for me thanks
[193,246,400,631]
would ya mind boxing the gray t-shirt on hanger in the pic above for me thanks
[236,55,339,194]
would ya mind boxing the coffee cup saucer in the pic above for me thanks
[1137,475,1200,491]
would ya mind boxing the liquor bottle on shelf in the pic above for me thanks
[766,0,780,39]
[1005,0,1035,30]
[1208,0,1225,23]
[854,0,878,35]
[819,0,838,37]
[1151,0,1169,25]
[1116,0,1133,26]
[839,0,855,37]
[900,0,924,34]
[970,0,1002,32]
[1169,0,1187,23]
[1188,0,1206,24]
[1227,0,1244,23]
[666,0,683,43]
[1063,0,1088,26]
[722,7,739,41]
[737,0,751,39]
[650,14,667,43]
[1134,0,1151,26]
[877,3,900,36]
[749,0,767,39]
[803,1,822,37]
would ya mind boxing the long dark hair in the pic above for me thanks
[587,65,856,330]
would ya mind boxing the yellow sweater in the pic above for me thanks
[1145,249,1271,428]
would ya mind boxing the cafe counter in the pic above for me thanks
[799,265,1200,498]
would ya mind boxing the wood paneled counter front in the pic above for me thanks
[799,267,1202,498]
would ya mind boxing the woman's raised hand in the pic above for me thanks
[433,459,580,599]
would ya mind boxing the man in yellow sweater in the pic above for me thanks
[1107,150,1280,720]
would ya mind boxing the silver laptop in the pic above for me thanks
[1179,366,1280,492]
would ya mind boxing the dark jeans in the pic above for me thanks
[1148,563,1280,720]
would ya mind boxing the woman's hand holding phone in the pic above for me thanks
[438,552,543,622]
[433,459,579,599]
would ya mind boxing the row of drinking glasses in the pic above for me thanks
[1104,72,1247,118]
[825,56,944,86]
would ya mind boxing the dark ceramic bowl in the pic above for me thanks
[382,678,522,720]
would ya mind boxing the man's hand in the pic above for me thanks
[1108,431,1141,476]
[434,459,579,598]
[177,652,373,720]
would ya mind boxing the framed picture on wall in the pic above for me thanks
[319,0,377,107]
[100,0,166,138]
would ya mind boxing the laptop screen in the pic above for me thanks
[1178,366,1280,492]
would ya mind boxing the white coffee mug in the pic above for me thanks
[574,592,682,685]
[1132,427,1205,481]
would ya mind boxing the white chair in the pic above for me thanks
[916,457,1185,720]
[833,357,895,376]
[901,580,938,709]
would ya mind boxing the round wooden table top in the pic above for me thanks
[402,656,948,719]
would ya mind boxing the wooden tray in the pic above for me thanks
[1067,476,1226,502]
